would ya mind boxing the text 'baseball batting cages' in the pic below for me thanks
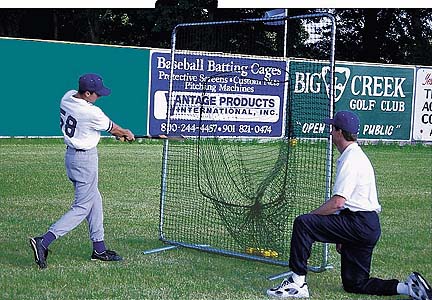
[154,13,336,271]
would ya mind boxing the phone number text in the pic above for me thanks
[160,122,273,135]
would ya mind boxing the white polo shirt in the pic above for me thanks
[60,90,113,150]
[332,143,382,213]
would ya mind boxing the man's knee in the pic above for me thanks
[342,279,367,294]
[293,214,313,229]
[71,201,93,215]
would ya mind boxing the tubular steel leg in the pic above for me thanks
[142,245,178,255]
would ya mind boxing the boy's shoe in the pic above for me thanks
[91,249,123,262]
[29,237,48,269]
[267,276,310,298]
[407,272,432,300]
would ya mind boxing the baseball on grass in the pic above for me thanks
[245,247,254,254]
[289,138,298,147]
[270,250,279,258]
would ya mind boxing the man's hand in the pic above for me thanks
[123,129,135,142]
[110,122,135,142]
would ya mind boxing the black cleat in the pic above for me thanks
[29,237,48,269]
[91,249,123,262]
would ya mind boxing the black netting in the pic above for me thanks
[160,14,335,268]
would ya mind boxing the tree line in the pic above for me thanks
[0,5,430,65]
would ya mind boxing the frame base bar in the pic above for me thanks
[142,245,178,255]
[267,271,293,281]
[268,265,334,281]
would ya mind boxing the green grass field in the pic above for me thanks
[0,138,431,300]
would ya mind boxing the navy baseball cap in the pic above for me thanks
[78,73,111,96]
[324,110,360,134]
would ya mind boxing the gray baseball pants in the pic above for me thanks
[49,147,105,242]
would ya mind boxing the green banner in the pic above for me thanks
[291,60,415,140]
[289,60,330,139]
[335,63,414,140]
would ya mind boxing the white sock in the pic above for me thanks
[397,282,409,295]
[292,272,306,286]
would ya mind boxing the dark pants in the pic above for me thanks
[289,210,399,296]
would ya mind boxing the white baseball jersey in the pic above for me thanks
[60,90,113,150]
[332,143,382,213]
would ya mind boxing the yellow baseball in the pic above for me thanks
[271,250,279,258]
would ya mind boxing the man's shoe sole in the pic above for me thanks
[410,272,432,300]
[90,257,123,262]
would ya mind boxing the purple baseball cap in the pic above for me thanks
[78,73,111,96]
[324,110,360,134]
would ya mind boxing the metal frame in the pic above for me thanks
[150,12,336,274]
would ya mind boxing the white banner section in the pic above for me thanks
[413,68,432,141]
[153,90,280,123]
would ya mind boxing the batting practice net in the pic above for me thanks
[158,13,336,270]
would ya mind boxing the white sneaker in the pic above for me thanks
[407,272,432,300]
[266,276,310,298]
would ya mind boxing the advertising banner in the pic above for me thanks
[291,60,415,141]
[288,60,332,139]
[148,50,288,138]
[412,68,432,141]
